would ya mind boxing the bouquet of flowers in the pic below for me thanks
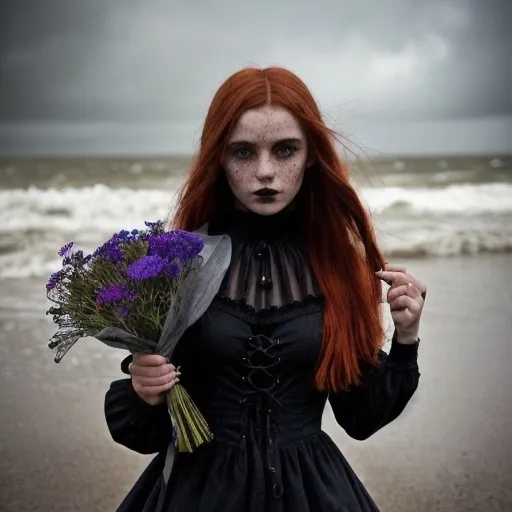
[46,220,214,453]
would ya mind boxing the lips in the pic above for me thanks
[254,188,279,197]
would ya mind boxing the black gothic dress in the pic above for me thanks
[104,210,420,512]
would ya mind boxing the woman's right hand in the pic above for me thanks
[129,354,180,405]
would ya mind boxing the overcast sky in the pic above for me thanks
[0,0,510,157]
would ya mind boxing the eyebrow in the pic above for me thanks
[227,137,304,146]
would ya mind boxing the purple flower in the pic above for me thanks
[126,255,166,280]
[172,231,204,261]
[46,270,64,290]
[147,234,176,259]
[58,242,74,257]
[144,220,165,231]
[93,239,124,264]
[147,231,203,263]
[116,230,131,240]
[164,261,182,278]
[96,284,136,305]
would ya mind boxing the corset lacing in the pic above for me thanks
[239,334,284,499]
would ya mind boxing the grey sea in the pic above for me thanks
[1,154,512,511]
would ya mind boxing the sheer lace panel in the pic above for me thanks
[210,209,319,312]
[220,237,317,310]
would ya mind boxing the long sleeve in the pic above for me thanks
[104,377,173,454]
[328,336,420,441]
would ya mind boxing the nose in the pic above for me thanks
[255,154,276,182]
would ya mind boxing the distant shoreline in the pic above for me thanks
[1,152,511,164]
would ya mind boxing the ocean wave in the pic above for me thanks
[362,183,512,215]
[0,183,511,278]
[0,184,175,235]
[380,229,512,258]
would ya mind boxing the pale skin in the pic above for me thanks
[223,105,309,216]
[130,105,427,405]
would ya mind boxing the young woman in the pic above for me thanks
[104,66,426,511]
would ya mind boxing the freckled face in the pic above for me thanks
[223,106,309,216]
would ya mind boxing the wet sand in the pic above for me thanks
[1,254,512,511]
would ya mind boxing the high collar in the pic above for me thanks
[212,208,304,241]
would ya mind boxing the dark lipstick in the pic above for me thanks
[254,188,279,197]
[253,188,279,203]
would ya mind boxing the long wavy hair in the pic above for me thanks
[173,66,386,392]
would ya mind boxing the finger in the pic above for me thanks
[377,270,427,295]
[133,354,170,367]
[130,363,175,378]
[376,270,411,287]
[387,283,423,302]
[135,371,180,388]
[400,272,427,295]
[133,380,178,396]
[384,264,407,273]
[389,294,422,313]
[131,364,175,378]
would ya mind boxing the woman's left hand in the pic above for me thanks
[376,264,427,344]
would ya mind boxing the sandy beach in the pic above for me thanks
[1,254,511,512]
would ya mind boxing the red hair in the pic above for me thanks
[173,67,386,391]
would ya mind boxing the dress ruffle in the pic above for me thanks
[161,432,378,511]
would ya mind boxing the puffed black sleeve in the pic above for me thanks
[328,335,420,441]
[104,377,173,454]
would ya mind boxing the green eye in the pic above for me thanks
[233,148,252,160]
[276,146,296,158]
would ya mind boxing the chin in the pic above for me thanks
[247,201,289,216]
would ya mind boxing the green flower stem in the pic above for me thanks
[166,383,214,453]
[172,388,196,453]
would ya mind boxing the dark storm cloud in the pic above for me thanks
[1,0,510,123]
[0,0,510,155]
